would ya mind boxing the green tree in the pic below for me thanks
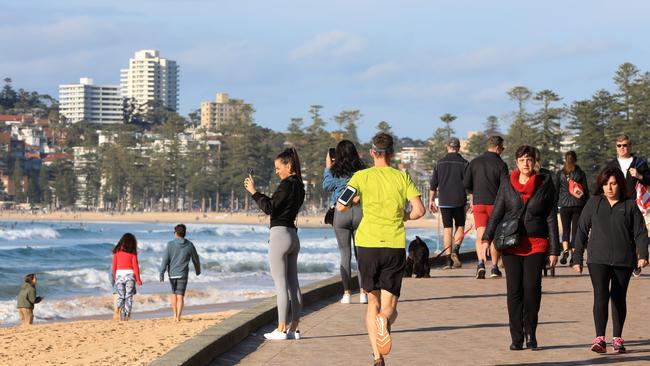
[484,115,501,136]
[439,113,457,140]
[466,132,487,160]
[504,86,535,165]
[376,121,393,135]
[333,110,362,144]
[532,89,563,168]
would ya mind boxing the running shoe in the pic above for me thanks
[476,263,486,279]
[490,267,503,278]
[612,337,626,354]
[559,250,569,265]
[442,256,453,270]
[264,329,288,340]
[375,313,392,355]
[360,292,368,304]
[633,267,642,277]
[341,293,351,304]
[287,330,301,340]
[372,356,385,366]
[451,253,462,268]
[591,336,606,353]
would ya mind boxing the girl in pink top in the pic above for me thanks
[112,233,142,321]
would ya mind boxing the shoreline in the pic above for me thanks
[0,210,447,229]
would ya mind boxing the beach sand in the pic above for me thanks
[0,210,449,229]
[0,310,238,365]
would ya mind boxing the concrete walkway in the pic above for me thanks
[212,266,650,366]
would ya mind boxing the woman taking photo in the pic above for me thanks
[323,140,367,304]
[572,166,649,354]
[112,233,142,321]
[555,151,589,265]
[482,145,559,350]
[244,147,305,340]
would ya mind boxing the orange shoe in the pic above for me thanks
[375,313,392,355]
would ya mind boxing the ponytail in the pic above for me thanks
[276,147,302,181]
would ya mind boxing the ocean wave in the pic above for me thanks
[0,227,60,241]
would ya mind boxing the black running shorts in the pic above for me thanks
[440,206,466,228]
[357,247,406,297]
[170,278,188,296]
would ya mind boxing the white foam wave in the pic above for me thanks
[44,268,109,288]
[0,227,60,241]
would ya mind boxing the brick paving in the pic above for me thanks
[212,265,650,366]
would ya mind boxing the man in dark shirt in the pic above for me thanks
[464,135,508,279]
[430,137,469,269]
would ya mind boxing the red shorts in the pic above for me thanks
[473,204,494,228]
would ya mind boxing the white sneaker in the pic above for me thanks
[359,293,368,304]
[340,293,351,304]
[264,329,288,340]
[287,330,301,340]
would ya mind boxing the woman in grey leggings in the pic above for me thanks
[323,140,367,304]
[245,147,306,340]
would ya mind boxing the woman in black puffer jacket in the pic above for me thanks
[482,145,559,351]
[555,151,589,265]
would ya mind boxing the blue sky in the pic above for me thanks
[2,0,649,141]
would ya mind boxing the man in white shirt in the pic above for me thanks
[608,134,650,199]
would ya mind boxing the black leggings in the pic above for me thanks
[587,263,633,338]
[559,206,582,245]
[503,253,546,344]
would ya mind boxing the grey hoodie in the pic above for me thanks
[159,238,201,281]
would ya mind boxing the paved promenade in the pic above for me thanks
[212,266,650,366]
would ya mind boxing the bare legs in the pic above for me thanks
[366,290,399,360]
[170,294,185,322]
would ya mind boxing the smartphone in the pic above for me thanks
[328,148,336,160]
[248,168,254,177]
[337,186,357,206]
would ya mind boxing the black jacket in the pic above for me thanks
[482,172,560,256]
[252,175,305,228]
[430,152,468,207]
[555,166,589,208]
[573,196,649,267]
[607,156,650,199]
[463,151,508,205]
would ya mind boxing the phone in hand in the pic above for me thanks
[328,148,336,160]
[248,168,254,177]
[337,186,357,206]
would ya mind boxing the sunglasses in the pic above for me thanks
[616,144,629,148]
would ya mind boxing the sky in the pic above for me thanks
[2,0,649,142]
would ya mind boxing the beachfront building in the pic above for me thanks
[59,78,123,124]
[200,93,252,130]
[120,50,179,114]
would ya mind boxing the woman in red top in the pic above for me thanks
[112,233,142,321]
[482,145,559,350]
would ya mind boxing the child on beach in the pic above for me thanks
[112,233,142,321]
[16,273,42,326]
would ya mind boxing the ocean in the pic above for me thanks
[0,220,472,325]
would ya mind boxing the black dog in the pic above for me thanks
[404,236,430,278]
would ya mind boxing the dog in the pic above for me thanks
[404,236,430,278]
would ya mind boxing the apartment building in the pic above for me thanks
[120,49,179,113]
[200,93,252,130]
[59,78,123,124]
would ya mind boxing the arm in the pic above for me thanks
[191,244,201,276]
[546,183,560,256]
[133,254,142,285]
[322,168,338,192]
[253,181,289,215]
[404,196,426,221]
[581,170,590,200]
[482,184,507,242]
[159,244,170,282]
[112,253,117,281]
[27,286,36,305]
[632,204,650,262]
[637,159,650,186]
[572,197,594,265]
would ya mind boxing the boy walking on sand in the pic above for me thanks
[159,224,201,322]
[337,133,425,366]
[17,273,42,326]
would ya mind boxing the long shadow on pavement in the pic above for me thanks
[400,290,588,303]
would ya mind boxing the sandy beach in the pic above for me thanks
[0,310,238,365]
[0,210,449,229]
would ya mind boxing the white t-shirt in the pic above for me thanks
[618,157,634,176]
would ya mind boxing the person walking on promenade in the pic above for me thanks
[16,273,42,326]
[159,224,201,322]
[323,140,367,304]
[607,134,650,200]
[555,151,589,265]
[338,132,425,366]
[112,233,142,321]
[245,148,305,340]
[482,145,559,350]
[572,166,649,354]
[429,137,469,269]
[464,135,508,279]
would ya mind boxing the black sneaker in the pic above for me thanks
[633,267,642,277]
[372,356,385,366]
[476,264,486,279]
[559,250,569,265]
[490,267,503,278]
[442,256,453,270]
[451,253,462,268]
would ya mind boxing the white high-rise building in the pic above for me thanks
[59,78,123,124]
[120,49,179,113]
